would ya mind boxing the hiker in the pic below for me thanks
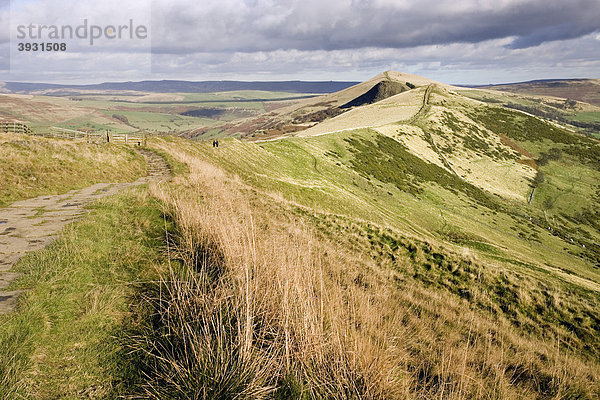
[215,140,219,148]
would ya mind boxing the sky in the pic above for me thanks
[0,0,599,85]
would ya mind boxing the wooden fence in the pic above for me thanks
[0,121,33,134]
[108,133,147,146]
[1,120,147,146]
[45,127,103,142]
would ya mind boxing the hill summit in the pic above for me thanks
[188,70,446,138]
[340,80,410,108]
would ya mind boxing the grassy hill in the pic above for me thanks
[187,71,452,139]
[140,121,600,397]
[474,79,600,106]
[464,79,600,138]
[152,91,600,287]
[0,132,146,206]
[2,72,600,398]
[139,81,600,395]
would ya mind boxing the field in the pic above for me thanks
[0,90,315,134]
[475,79,600,106]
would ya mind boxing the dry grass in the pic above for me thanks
[126,146,600,399]
[0,132,146,206]
[297,88,423,137]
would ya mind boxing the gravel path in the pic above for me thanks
[0,149,170,314]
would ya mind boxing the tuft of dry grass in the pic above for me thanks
[125,147,600,399]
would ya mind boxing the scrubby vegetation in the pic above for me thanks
[344,133,501,210]
[504,103,600,135]
[470,106,600,167]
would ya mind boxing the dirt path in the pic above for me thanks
[414,84,433,120]
[410,85,460,177]
[0,149,170,314]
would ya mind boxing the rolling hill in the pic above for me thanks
[187,71,455,138]
[2,71,600,398]
[142,80,600,394]
[473,78,600,106]
[0,80,359,95]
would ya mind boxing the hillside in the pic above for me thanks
[458,84,600,138]
[0,132,147,206]
[0,94,133,131]
[293,84,534,201]
[187,71,453,139]
[131,73,600,396]
[474,78,600,106]
[2,72,600,398]
[140,107,600,397]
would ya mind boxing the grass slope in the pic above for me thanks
[0,133,146,207]
[129,136,600,398]
[459,88,600,138]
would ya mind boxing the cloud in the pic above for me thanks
[1,0,599,83]
[147,34,600,84]
[149,0,600,53]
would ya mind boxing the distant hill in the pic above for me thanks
[0,80,360,95]
[188,70,452,138]
[471,78,600,106]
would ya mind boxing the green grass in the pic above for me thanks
[343,132,501,210]
[155,121,600,287]
[0,133,147,207]
[0,188,169,398]
[458,89,600,138]
[572,111,600,123]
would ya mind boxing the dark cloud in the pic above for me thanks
[507,22,595,49]
[150,0,600,53]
